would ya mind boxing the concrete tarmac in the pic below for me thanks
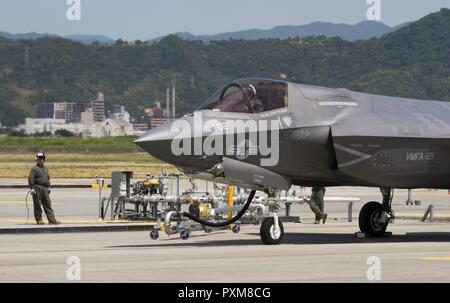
[1,221,450,283]
[1,180,450,282]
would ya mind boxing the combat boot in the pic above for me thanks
[36,220,45,225]
[322,213,328,224]
[49,220,61,225]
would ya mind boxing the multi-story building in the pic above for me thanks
[81,108,95,124]
[108,105,130,123]
[136,101,168,131]
[36,103,54,119]
[73,102,90,123]
[53,102,75,123]
[92,92,105,122]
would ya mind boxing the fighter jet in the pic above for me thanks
[135,78,450,244]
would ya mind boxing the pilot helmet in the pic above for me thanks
[246,84,257,101]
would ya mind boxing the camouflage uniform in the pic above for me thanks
[310,186,326,222]
[28,164,56,223]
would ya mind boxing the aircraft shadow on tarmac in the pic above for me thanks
[108,232,450,249]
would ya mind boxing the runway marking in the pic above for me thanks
[418,257,450,261]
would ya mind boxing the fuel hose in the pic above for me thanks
[182,190,256,227]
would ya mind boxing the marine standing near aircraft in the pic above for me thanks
[136,78,450,244]
[28,152,61,225]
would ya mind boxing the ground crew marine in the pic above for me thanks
[309,186,328,224]
[28,152,60,225]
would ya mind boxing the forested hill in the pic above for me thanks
[0,9,449,126]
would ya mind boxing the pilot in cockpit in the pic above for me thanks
[245,84,264,113]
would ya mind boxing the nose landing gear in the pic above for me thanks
[260,214,284,245]
[358,188,394,237]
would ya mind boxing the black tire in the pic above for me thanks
[180,230,190,240]
[359,201,388,237]
[149,230,159,240]
[260,217,284,245]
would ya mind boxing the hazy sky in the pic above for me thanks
[0,0,449,40]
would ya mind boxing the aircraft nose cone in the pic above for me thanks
[135,117,220,170]
[134,121,177,162]
[135,120,175,143]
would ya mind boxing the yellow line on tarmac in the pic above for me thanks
[0,182,80,185]
[0,201,29,205]
[396,212,450,218]
[9,219,155,224]
[418,257,450,261]
[0,200,63,206]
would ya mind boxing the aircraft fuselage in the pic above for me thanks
[136,79,450,190]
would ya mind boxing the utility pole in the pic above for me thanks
[166,87,170,119]
[172,84,176,118]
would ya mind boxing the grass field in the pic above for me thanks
[0,136,178,178]
[0,153,161,164]
[0,136,141,153]
[0,164,178,178]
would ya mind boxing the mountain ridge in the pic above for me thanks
[0,32,115,44]
[0,20,409,44]
[153,20,409,42]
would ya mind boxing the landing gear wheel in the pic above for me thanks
[359,201,388,237]
[149,230,159,240]
[180,230,190,240]
[232,224,241,234]
[260,217,284,245]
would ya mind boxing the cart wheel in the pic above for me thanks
[180,230,190,240]
[149,230,159,240]
[232,224,241,234]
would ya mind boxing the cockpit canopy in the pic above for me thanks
[198,79,288,114]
